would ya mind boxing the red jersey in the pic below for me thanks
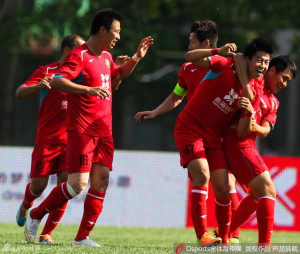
[176,57,241,142]
[23,61,67,144]
[53,44,120,136]
[228,78,279,145]
[177,56,227,101]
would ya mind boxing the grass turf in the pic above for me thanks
[0,223,299,253]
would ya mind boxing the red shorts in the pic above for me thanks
[67,131,114,174]
[224,129,269,192]
[174,124,227,170]
[31,143,67,178]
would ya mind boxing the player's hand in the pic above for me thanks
[87,86,111,99]
[237,97,253,113]
[135,111,157,123]
[115,55,130,66]
[135,36,154,59]
[218,43,237,56]
[39,76,52,89]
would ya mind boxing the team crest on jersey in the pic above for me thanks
[224,89,238,105]
[105,59,110,68]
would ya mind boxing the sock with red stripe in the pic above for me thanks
[230,191,240,239]
[191,186,208,240]
[257,197,275,244]
[22,183,41,210]
[40,202,68,236]
[75,188,106,241]
[31,182,74,221]
[229,195,257,237]
[215,196,232,243]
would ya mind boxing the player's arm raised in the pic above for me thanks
[185,43,237,67]
[236,97,254,137]
[116,36,153,80]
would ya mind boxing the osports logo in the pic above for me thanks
[175,243,185,253]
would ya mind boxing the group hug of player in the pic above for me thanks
[15,8,297,248]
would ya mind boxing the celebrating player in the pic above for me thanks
[15,34,85,243]
[175,38,273,244]
[225,55,297,245]
[24,8,153,247]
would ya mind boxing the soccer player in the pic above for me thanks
[225,55,297,245]
[15,34,85,243]
[24,8,153,247]
[135,20,231,245]
[175,38,273,244]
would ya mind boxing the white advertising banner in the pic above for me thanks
[0,147,188,228]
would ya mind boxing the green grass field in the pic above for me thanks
[0,223,299,253]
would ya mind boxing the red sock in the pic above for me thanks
[31,182,73,221]
[230,191,240,238]
[22,183,41,210]
[191,186,208,240]
[75,188,105,241]
[257,197,275,244]
[229,195,257,237]
[215,197,232,243]
[40,202,68,236]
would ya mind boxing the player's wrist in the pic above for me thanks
[244,110,254,118]
[132,53,142,62]
[211,48,219,56]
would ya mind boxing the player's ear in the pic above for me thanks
[204,39,211,48]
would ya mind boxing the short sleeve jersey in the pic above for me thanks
[54,44,120,137]
[176,56,242,142]
[256,83,279,129]
[177,55,231,102]
[23,61,67,144]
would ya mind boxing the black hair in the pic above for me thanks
[90,8,123,35]
[61,34,84,52]
[269,55,297,78]
[244,38,273,60]
[190,20,218,48]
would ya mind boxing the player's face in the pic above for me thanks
[247,51,270,80]
[105,19,121,50]
[266,67,292,94]
[188,32,206,50]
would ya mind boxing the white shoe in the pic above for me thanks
[24,208,41,244]
[72,236,101,247]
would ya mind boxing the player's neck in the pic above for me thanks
[86,38,105,58]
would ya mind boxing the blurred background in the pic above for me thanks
[1,0,300,156]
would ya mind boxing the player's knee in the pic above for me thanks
[214,185,230,199]
[68,182,88,195]
[30,182,47,195]
[57,171,68,185]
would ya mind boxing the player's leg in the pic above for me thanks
[228,173,240,242]
[210,169,231,243]
[73,135,114,247]
[248,171,276,245]
[73,163,109,246]
[16,176,48,227]
[39,168,68,243]
[206,145,231,243]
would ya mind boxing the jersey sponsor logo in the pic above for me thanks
[213,97,234,115]
[224,89,238,105]
[62,100,67,109]
[101,74,110,89]
[80,154,88,166]
[105,59,110,68]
